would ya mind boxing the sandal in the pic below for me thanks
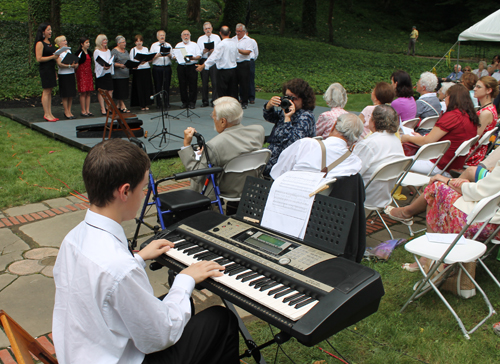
[384,206,413,226]
[402,263,419,273]
[121,108,131,113]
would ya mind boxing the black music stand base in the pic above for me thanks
[175,107,200,119]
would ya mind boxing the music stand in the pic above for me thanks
[149,47,182,147]
[174,55,200,119]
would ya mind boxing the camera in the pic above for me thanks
[280,96,293,113]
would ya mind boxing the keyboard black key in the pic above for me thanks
[274,288,294,299]
[249,277,268,287]
[193,251,212,259]
[214,258,231,265]
[268,286,287,296]
[254,279,272,288]
[295,298,316,309]
[223,263,239,272]
[289,295,310,306]
[260,281,280,292]
[283,293,303,303]
[186,247,205,256]
[228,267,248,276]
[236,271,257,280]
[241,273,261,283]
[175,242,194,250]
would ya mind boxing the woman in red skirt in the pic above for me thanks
[75,37,94,116]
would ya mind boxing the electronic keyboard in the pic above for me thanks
[143,210,384,346]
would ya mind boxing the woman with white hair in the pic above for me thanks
[54,35,78,119]
[437,82,454,113]
[111,35,130,113]
[473,61,489,78]
[415,71,441,119]
[315,83,348,138]
[94,34,114,115]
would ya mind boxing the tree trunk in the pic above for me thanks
[280,0,286,35]
[301,0,317,37]
[328,0,334,43]
[161,0,169,31]
[186,0,201,23]
[50,0,61,38]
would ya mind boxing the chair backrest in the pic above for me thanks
[364,157,413,190]
[223,149,271,174]
[413,140,451,162]
[441,135,480,172]
[98,88,135,140]
[402,117,420,129]
[0,311,58,364]
[466,190,500,225]
[417,116,439,130]
[464,127,498,164]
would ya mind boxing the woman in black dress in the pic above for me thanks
[130,34,153,110]
[55,35,78,119]
[34,23,59,121]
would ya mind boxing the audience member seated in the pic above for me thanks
[315,83,348,138]
[270,113,363,180]
[415,71,441,119]
[473,61,489,78]
[441,64,463,82]
[461,71,479,108]
[179,96,265,201]
[463,66,472,73]
[401,84,479,176]
[263,78,316,176]
[359,82,394,138]
[391,70,416,121]
[487,65,496,76]
[437,82,454,113]
[465,76,499,167]
[385,163,500,271]
[353,105,405,207]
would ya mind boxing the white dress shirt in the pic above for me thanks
[197,34,221,59]
[174,41,201,65]
[248,37,259,60]
[233,35,253,62]
[150,41,173,66]
[58,50,75,75]
[53,209,195,364]
[94,49,114,78]
[352,131,405,208]
[270,137,362,181]
[130,46,151,69]
[204,38,238,70]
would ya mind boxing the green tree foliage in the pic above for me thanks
[187,0,200,23]
[301,0,316,36]
[220,0,247,30]
[99,0,155,43]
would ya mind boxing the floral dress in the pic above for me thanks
[424,181,500,241]
[465,104,498,166]
[315,107,348,138]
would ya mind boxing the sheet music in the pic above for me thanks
[261,171,325,239]
[54,46,70,56]
[173,48,187,64]
[400,125,414,135]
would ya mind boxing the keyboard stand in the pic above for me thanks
[224,299,291,364]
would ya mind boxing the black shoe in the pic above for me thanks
[241,104,248,109]
[249,100,255,104]
[181,103,189,109]
[189,103,196,109]
[201,102,209,107]
[80,113,89,117]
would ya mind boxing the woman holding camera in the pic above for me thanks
[263,78,316,176]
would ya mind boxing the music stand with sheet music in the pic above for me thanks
[147,46,182,146]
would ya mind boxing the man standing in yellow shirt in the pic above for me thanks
[407,26,418,56]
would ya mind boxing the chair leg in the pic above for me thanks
[376,210,394,240]
[477,258,500,289]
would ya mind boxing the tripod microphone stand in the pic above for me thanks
[149,48,182,147]
[175,56,200,119]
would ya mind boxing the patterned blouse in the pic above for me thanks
[315,107,349,138]
[263,104,316,175]
[465,104,498,166]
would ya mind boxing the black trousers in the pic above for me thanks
[201,65,218,104]
[248,59,256,102]
[177,64,198,105]
[236,61,250,105]
[217,68,238,100]
[152,65,172,107]
[142,306,240,364]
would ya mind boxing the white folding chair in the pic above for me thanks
[364,157,413,239]
[464,127,498,165]
[400,190,500,339]
[218,149,271,203]
[416,116,440,131]
[440,135,480,173]
[401,117,420,129]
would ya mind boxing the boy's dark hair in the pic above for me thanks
[82,139,150,207]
